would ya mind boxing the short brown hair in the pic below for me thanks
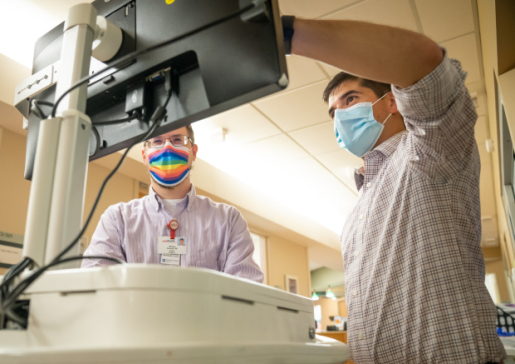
[144,123,195,147]
[186,124,195,144]
[323,72,391,103]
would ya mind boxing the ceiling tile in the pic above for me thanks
[414,0,474,43]
[192,105,281,147]
[253,81,330,132]
[240,134,309,165]
[315,149,362,192]
[278,0,362,19]
[440,33,481,85]
[289,121,340,156]
[285,55,328,90]
[323,0,419,33]
[475,115,488,145]
[274,157,357,232]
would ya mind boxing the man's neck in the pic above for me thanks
[152,177,192,200]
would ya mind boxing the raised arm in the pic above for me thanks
[291,19,443,88]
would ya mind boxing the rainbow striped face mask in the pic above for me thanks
[147,142,191,187]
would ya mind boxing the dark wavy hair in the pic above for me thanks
[323,72,391,103]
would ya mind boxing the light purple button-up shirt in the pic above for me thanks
[81,184,264,283]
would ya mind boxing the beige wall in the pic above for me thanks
[0,129,31,237]
[264,232,311,298]
[316,297,339,331]
[485,259,510,302]
[82,163,135,245]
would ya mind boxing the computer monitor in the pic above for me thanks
[18,0,287,180]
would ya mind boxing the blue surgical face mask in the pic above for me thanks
[333,92,392,157]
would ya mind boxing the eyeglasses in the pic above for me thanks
[148,134,193,148]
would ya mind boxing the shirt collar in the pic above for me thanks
[149,183,198,213]
[354,167,365,191]
[353,131,407,191]
[364,130,407,160]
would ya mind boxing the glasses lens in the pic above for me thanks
[171,135,186,147]
[151,137,164,147]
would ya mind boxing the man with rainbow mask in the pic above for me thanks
[81,125,264,283]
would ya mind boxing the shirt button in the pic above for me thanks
[359,332,365,340]
[366,182,371,188]
[354,250,360,257]
[353,289,358,296]
[359,214,364,220]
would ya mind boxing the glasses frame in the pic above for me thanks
[147,134,194,149]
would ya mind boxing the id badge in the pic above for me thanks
[161,254,180,265]
[158,237,187,255]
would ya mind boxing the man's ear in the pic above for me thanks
[142,146,149,167]
[191,144,198,162]
[389,92,399,114]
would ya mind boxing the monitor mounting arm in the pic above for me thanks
[22,3,122,268]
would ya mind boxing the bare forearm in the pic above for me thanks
[291,19,443,88]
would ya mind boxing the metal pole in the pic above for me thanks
[44,4,97,267]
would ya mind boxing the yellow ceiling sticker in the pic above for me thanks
[166,0,175,4]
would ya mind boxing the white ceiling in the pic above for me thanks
[0,0,93,67]
[0,0,497,255]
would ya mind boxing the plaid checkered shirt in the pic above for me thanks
[341,50,506,363]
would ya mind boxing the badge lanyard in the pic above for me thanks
[167,219,179,239]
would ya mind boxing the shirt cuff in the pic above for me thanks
[391,47,468,121]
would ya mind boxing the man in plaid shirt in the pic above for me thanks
[286,17,506,363]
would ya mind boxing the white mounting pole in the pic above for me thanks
[23,3,97,268]
[45,4,97,267]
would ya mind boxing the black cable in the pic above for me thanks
[31,99,141,127]
[1,258,32,299]
[2,255,124,328]
[50,3,256,118]
[90,126,101,157]
[0,258,32,327]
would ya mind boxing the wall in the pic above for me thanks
[82,162,136,244]
[485,259,510,302]
[0,129,31,237]
[264,232,311,298]
[311,267,345,290]
[315,297,339,331]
